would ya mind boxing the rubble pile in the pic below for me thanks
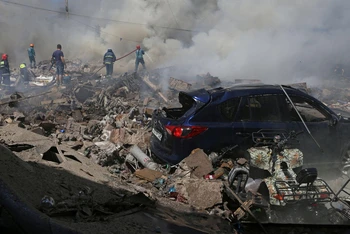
[0,62,229,220]
[1,61,350,233]
[309,85,350,111]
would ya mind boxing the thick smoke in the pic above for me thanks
[0,0,350,83]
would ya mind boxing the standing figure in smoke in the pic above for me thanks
[52,44,66,86]
[0,54,10,88]
[27,43,36,68]
[134,45,146,73]
[103,49,116,78]
[19,63,29,85]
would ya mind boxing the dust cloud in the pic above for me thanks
[0,0,350,83]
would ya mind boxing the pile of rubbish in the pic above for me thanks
[1,60,350,233]
[0,63,226,217]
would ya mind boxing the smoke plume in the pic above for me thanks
[0,0,350,83]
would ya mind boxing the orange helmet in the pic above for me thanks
[30,43,34,47]
[136,45,141,49]
[2,54,8,60]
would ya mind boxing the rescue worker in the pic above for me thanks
[19,62,29,85]
[103,49,116,78]
[0,54,10,88]
[28,43,36,68]
[52,44,66,86]
[135,45,146,72]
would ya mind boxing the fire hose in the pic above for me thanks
[90,49,137,77]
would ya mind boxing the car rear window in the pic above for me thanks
[179,92,196,110]
[163,93,197,119]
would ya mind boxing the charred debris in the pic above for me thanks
[0,59,350,233]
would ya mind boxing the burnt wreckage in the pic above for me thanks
[151,83,350,225]
[226,129,350,224]
[0,61,350,233]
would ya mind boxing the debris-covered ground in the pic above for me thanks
[1,60,350,234]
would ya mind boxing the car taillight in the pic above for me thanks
[165,125,208,139]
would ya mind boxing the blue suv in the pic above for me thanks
[150,84,350,171]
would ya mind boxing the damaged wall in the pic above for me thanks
[1,1,350,83]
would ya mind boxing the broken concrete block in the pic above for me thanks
[182,148,213,178]
[169,77,192,91]
[53,98,67,104]
[72,110,83,122]
[5,118,13,124]
[55,115,67,125]
[144,107,155,117]
[110,128,126,144]
[173,178,223,210]
[41,98,67,105]
[196,73,221,87]
[82,141,94,149]
[64,133,72,141]
[134,168,163,182]
[68,121,83,133]
[40,100,53,105]
[143,97,150,106]
[13,112,25,122]
[87,120,100,133]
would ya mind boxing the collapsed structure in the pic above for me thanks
[0,59,350,233]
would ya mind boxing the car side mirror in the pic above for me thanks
[329,114,338,126]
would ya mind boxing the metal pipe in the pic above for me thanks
[129,145,160,171]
